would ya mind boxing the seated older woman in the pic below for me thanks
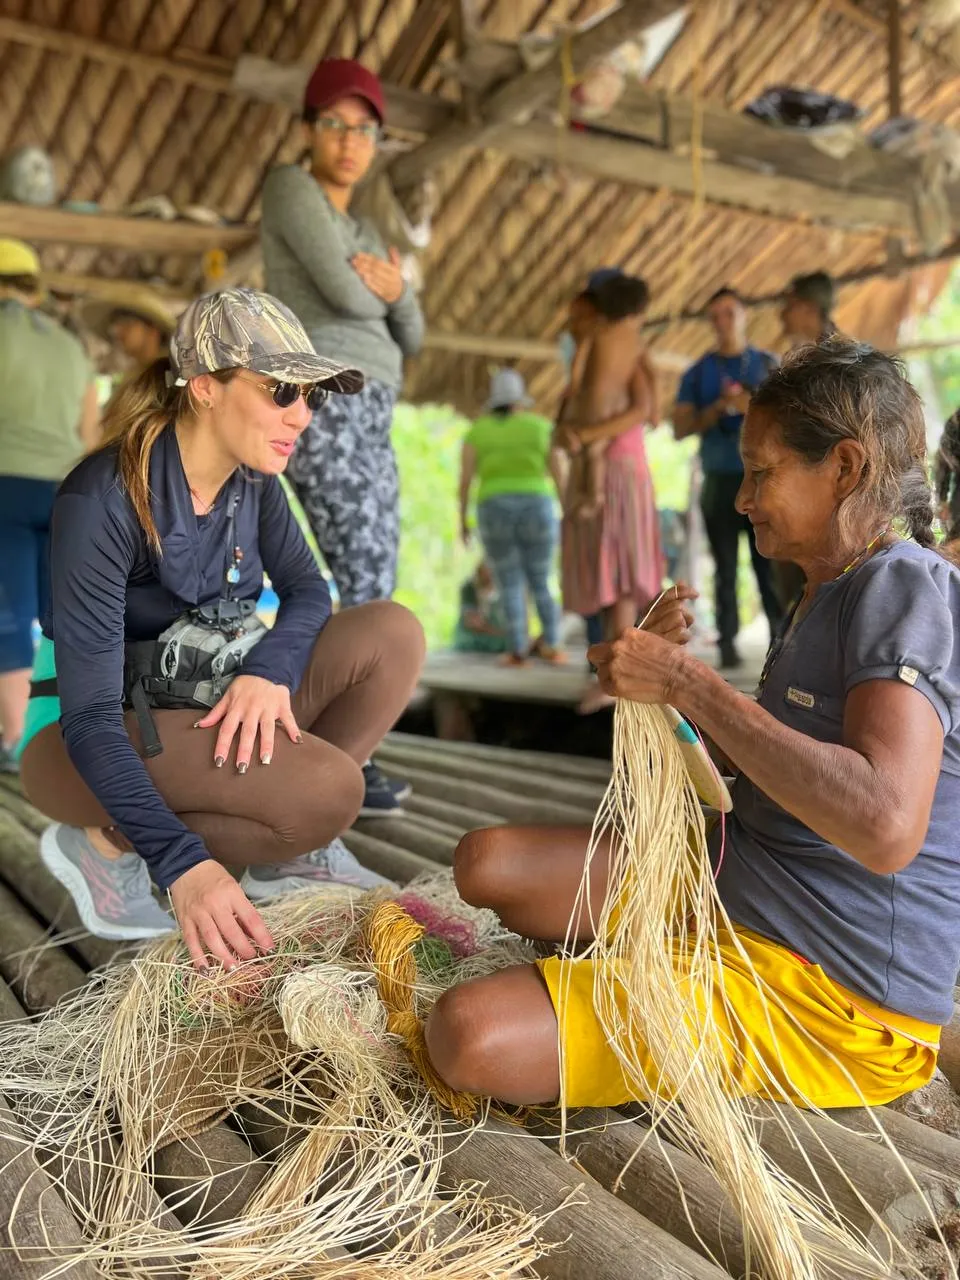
[424,339,960,1111]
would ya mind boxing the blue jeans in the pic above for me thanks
[0,475,57,673]
[477,493,559,655]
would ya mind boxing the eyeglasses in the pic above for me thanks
[315,116,380,144]
[241,374,330,412]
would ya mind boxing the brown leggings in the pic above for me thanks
[21,602,425,870]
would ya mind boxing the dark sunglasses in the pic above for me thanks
[247,376,330,412]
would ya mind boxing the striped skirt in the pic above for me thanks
[561,449,664,618]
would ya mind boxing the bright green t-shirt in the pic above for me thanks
[0,300,91,481]
[465,411,553,504]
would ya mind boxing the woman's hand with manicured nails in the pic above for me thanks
[196,674,301,771]
[170,861,275,972]
[352,247,405,303]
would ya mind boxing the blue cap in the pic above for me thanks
[587,267,624,291]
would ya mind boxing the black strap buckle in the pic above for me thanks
[130,679,164,758]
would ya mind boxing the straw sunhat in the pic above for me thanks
[80,282,177,341]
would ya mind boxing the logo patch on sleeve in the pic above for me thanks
[898,665,919,687]
[785,687,816,709]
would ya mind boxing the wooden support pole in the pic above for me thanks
[888,0,903,119]
[440,1118,731,1280]
[748,1100,957,1249]
[374,738,608,807]
[387,730,612,780]
[0,877,87,1012]
[529,1108,747,1276]
[0,1096,102,1280]
[0,954,185,1278]
[0,803,119,971]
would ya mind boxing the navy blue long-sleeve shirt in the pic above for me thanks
[45,426,331,889]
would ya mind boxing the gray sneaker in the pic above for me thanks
[0,743,19,775]
[39,824,176,941]
[241,838,396,900]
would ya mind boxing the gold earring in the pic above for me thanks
[202,399,213,408]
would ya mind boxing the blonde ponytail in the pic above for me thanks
[99,360,235,551]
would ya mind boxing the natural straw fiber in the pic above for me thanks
[0,878,542,1278]
[566,696,955,1280]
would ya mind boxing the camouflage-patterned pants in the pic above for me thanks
[287,378,399,608]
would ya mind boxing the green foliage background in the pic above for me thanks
[392,404,698,649]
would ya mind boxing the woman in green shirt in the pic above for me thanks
[459,370,565,666]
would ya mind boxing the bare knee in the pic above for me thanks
[454,828,511,908]
[425,969,561,1103]
[425,983,499,1095]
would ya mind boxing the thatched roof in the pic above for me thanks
[2,1,960,412]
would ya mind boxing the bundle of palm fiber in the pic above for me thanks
[0,875,545,1279]
[571,699,956,1280]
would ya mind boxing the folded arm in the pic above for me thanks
[262,168,389,321]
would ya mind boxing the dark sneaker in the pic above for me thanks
[39,824,176,941]
[359,762,410,817]
[719,642,743,670]
[241,837,395,899]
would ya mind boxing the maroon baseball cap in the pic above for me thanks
[304,59,386,124]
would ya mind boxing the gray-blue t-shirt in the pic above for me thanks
[713,540,960,1024]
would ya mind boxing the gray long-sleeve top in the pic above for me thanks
[261,165,424,390]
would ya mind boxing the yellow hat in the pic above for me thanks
[0,238,40,277]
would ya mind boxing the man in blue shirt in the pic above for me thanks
[674,287,782,668]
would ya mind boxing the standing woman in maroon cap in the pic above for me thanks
[261,59,424,816]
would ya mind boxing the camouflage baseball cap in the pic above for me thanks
[170,287,363,394]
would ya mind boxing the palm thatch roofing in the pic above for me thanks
[1,0,960,412]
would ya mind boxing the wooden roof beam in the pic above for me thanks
[0,204,256,254]
[496,122,915,231]
[41,271,691,370]
[641,236,960,328]
[0,16,447,138]
[389,1,685,190]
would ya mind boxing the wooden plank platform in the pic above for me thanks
[0,735,958,1278]
[415,622,769,725]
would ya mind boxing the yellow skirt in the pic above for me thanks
[537,925,940,1110]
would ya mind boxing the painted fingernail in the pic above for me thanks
[214,756,225,769]
[260,754,271,766]
[237,762,248,775]
[193,721,202,729]
[295,734,303,744]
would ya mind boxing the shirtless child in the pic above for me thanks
[560,274,656,518]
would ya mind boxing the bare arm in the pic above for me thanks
[678,667,941,874]
[459,441,477,543]
[77,382,100,453]
[638,348,660,426]
[577,362,655,447]
[548,446,568,501]
[673,399,723,441]
[591,629,943,875]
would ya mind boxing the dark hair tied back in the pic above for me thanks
[751,337,935,550]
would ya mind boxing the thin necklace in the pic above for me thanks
[190,486,216,515]
[757,528,890,694]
